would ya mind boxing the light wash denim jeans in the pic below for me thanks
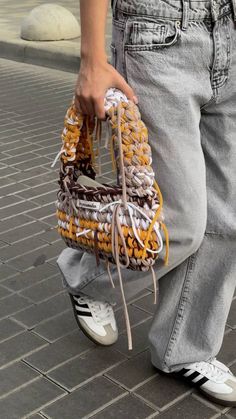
[57,0,236,372]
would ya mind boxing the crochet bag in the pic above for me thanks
[54,88,169,350]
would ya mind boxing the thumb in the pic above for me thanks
[114,74,139,104]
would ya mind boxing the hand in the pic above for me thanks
[74,57,138,120]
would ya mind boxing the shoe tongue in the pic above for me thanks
[210,358,230,373]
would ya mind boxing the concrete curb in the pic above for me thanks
[0,37,81,73]
[0,36,112,73]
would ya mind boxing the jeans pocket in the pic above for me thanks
[124,18,182,52]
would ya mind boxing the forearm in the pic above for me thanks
[80,0,109,63]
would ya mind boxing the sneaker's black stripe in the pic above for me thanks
[187,371,202,381]
[192,376,209,388]
[76,311,93,317]
[173,368,189,376]
[172,368,209,388]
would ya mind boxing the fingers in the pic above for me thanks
[75,92,106,120]
[75,94,95,116]
[93,95,106,120]
[114,73,139,104]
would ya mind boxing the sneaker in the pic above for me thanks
[168,357,236,406]
[69,292,118,346]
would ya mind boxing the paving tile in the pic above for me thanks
[1,263,58,291]
[25,202,57,220]
[0,331,48,367]
[20,275,63,303]
[0,293,33,319]
[113,318,153,357]
[22,172,57,187]
[0,213,33,234]
[48,346,125,390]
[106,349,158,390]
[132,292,157,315]
[218,330,236,365]
[0,200,38,220]
[33,309,77,342]
[9,166,51,183]
[0,194,22,208]
[0,181,29,197]
[0,285,12,298]
[30,190,58,206]
[0,221,45,244]
[0,263,19,281]
[0,361,40,397]
[18,182,58,200]
[115,304,152,333]
[134,374,192,410]
[11,292,71,328]
[0,237,48,262]
[0,377,66,419]
[42,376,126,419]
[38,228,60,243]
[24,330,95,373]
[0,317,25,342]
[156,395,218,418]
[91,394,156,419]
[4,244,53,271]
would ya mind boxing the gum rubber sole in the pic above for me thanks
[69,293,117,347]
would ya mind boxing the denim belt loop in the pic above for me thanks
[181,0,190,30]
[231,0,236,21]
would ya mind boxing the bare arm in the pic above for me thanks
[75,0,138,119]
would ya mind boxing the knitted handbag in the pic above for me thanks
[54,88,169,350]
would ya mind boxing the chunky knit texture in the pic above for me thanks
[55,88,169,349]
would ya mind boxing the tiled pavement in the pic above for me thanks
[0,57,236,418]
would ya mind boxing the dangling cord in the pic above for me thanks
[117,101,128,209]
[150,266,159,305]
[114,217,133,350]
[95,117,102,175]
[86,115,95,168]
[106,260,116,288]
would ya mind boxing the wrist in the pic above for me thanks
[80,49,108,65]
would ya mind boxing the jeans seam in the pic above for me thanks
[162,251,198,367]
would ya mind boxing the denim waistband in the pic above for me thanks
[112,0,236,27]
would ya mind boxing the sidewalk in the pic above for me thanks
[0,0,112,72]
[0,57,236,418]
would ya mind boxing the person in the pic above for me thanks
[57,0,236,406]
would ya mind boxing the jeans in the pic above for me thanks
[57,0,236,372]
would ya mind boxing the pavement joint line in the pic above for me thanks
[104,369,159,393]
[21,387,68,419]
[134,388,190,413]
[131,302,156,316]
[0,374,43,401]
[0,242,49,263]
[23,343,95,375]
[191,392,225,412]
[19,289,66,305]
[79,392,130,419]
[10,306,73,331]
[47,356,127,393]
[2,271,60,292]
[0,337,49,371]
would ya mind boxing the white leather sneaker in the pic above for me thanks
[170,357,236,406]
[69,292,118,346]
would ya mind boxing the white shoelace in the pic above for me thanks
[193,359,228,381]
[77,296,113,324]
